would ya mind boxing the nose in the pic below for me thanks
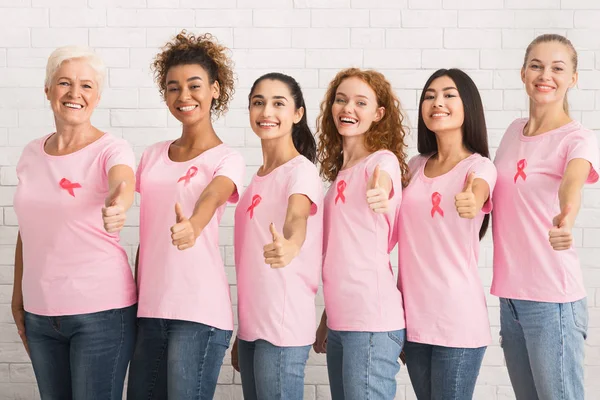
[68,84,81,98]
[541,66,552,81]
[178,86,192,100]
[261,102,274,118]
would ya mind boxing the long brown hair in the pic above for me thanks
[316,68,409,186]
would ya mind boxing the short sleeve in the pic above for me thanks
[564,129,599,184]
[135,150,147,193]
[366,150,402,200]
[103,136,136,174]
[469,157,497,214]
[213,149,245,204]
[286,159,323,216]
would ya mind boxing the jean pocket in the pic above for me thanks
[211,328,233,348]
[387,329,406,349]
[570,298,588,339]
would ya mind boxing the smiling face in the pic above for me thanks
[45,58,101,127]
[331,76,385,138]
[249,79,303,140]
[421,75,465,135]
[521,41,577,108]
[164,64,220,126]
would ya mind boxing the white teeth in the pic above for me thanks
[537,85,553,90]
[259,122,277,127]
[178,105,197,112]
[340,117,357,123]
[64,103,82,109]
[432,113,449,117]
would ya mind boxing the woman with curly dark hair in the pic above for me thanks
[127,31,245,399]
[312,68,409,399]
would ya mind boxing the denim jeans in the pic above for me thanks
[326,329,405,400]
[24,304,136,400]
[403,341,486,400]
[237,338,311,400]
[127,318,232,400]
[500,297,588,400]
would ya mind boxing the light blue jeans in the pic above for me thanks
[500,297,588,400]
[237,339,311,400]
[326,329,405,400]
[403,341,486,400]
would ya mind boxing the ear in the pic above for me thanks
[374,106,385,122]
[44,86,50,100]
[294,106,305,124]
[212,80,221,100]
[520,67,526,84]
[569,71,578,89]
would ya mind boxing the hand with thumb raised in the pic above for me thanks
[263,223,299,269]
[549,204,573,251]
[102,181,127,233]
[170,202,198,250]
[366,165,390,213]
[455,172,477,219]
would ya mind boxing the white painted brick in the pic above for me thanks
[109,9,195,28]
[111,110,167,127]
[567,89,595,111]
[252,10,310,28]
[1,0,30,5]
[0,8,47,27]
[578,50,595,70]
[386,29,443,49]
[505,0,560,8]
[233,28,291,49]
[306,49,362,68]
[443,0,503,9]
[0,50,5,67]
[146,28,234,49]
[458,11,514,28]
[485,111,522,129]
[3,208,17,226]
[503,90,528,111]
[109,68,154,88]
[232,49,305,69]
[351,28,385,48]
[89,28,146,47]
[422,49,479,69]
[501,29,534,49]
[50,8,106,28]
[515,11,574,29]
[567,29,600,51]
[408,0,441,9]
[382,69,437,90]
[147,0,178,7]
[0,28,30,48]
[561,0,600,9]
[480,50,523,70]
[32,28,90,48]
[0,383,34,400]
[0,68,44,88]
[237,0,292,7]
[6,48,52,68]
[401,10,457,28]
[311,10,369,28]
[351,0,407,7]
[292,28,349,49]
[369,10,401,28]
[89,0,146,7]
[493,70,523,90]
[98,88,139,109]
[94,48,130,68]
[9,364,35,383]
[364,50,421,69]
[294,0,350,7]
[444,29,501,49]
[574,11,600,28]
[0,112,17,128]
[578,71,600,90]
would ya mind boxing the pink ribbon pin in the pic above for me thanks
[178,166,198,186]
[247,194,261,219]
[335,180,346,205]
[59,178,81,197]
[431,192,444,218]
[513,159,527,183]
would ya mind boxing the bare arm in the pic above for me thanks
[11,232,29,356]
[103,165,136,233]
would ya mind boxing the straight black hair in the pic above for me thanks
[417,68,491,240]
[248,72,316,163]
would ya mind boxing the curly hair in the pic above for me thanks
[151,30,235,119]
[316,68,409,186]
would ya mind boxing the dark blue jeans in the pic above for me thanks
[127,318,232,400]
[404,341,486,400]
[237,338,311,400]
[25,304,137,400]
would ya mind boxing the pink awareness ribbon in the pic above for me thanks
[59,178,81,197]
[513,159,527,183]
[246,194,261,219]
[335,180,346,205]
[431,191,444,218]
[177,166,198,186]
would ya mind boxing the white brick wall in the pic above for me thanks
[0,2,599,400]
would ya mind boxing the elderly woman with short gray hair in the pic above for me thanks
[11,45,137,400]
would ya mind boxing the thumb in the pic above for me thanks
[175,202,186,223]
[269,222,280,242]
[555,204,572,228]
[107,181,126,206]
[369,164,381,190]
[463,172,475,193]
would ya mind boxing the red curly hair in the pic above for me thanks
[316,68,409,186]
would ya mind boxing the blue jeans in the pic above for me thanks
[326,329,405,400]
[24,304,136,400]
[403,341,486,400]
[127,318,232,400]
[237,338,311,400]
[500,297,587,400]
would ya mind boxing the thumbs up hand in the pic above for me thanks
[170,202,199,250]
[455,172,477,219]
[102,181,127,233]
[263,223,299,269]
[549,204,573,251]
[366,165,390,214]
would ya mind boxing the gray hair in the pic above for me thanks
[45,46,106,92]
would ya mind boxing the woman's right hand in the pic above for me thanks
[231,336,239,372]
[313,318,328,354]
[11,304,29,357]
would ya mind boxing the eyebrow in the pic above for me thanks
[57,77,95,84]
[166,76,203,85]
[530,58,566,64]
[425,87,458,92]
[336,92,369,99]
[251,94,289,101]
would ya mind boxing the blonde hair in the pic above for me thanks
[45,46,106,92]
[523,34,577,113]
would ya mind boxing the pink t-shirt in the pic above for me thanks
[14,133,137,316]
[492,119,599,303]
[398,153,496,348]
[322,150,405,332]
[234,156,323,347]
[136,141,244,331]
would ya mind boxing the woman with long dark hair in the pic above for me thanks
[397,68,496,400]
[231,72,323,400]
